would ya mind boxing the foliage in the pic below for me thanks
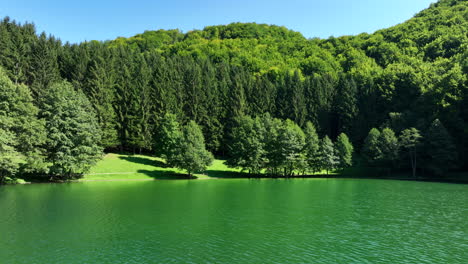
[226,115,265,174]
[40,81,103,178]
[276,119,306,176]
[303,122,320,173]
[399,128,422,177]
[362,128,382,166]
[0,67,46,182]
[175,121,214,176]
[318,136,338,175]
[378,128,399,168]
[335,133,354,168]
[423,119,457,176]
[155,113,183,166]
[1,0,468,182]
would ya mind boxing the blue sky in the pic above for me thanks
[3,0,436,43]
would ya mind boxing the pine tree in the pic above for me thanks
[333,74,358,137]
[290,71,307,127]
[362,128,382,166]
[277,119,306,177]
[40,81,102,179]
[226,115,265,174]
[154,113,183,166]
[176,121,214,176]
[0,121,20,184]
[319,135,338,175]
[0,68,46,182]
[424,119,457,176]
[379,128,399,168]
[129,55,153,152]
[261,113,283,176]
[29,32,61,98]
[303,121,320,173]
[85,50,119,149]
[335,133,354,168]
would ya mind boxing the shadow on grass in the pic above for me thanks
[119,156,169,168]
[205,170,248,178]
[137,169,194,180]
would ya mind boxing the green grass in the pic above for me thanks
[81,153,242,181]
[82,153,468,183]
[83,153,336,182]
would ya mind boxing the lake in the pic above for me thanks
[0,179,467,263]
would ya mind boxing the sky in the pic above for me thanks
[3,0,437,43]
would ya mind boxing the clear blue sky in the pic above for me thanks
[3,0,437,43]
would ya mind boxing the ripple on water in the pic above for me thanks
[0,179,467,263]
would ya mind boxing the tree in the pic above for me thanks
[319,135,338,175]
[84,50,119,149]
[399,128,422,177]
[226,115,265,174]
[362,128,382,166]
[175,121,214,176]
[378,128,399,168]
[303,121,320,173]
[29,32,61,98]
[333,74,358,137]
[154,112,183,166]
[335,133,354,168]
[424,119,457,176]
[0,124,20,184]
[276,119,306,177]
[0,67,46,182]
[40,81,102,179]
[260,113,283,176]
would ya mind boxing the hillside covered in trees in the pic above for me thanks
[0,0,467,182]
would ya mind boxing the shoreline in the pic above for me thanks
[5,174,467,185]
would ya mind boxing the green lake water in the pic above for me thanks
[0,179,467,263]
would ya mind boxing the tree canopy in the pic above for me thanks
[1,0,467,182]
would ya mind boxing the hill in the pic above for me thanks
[0,0,467,179]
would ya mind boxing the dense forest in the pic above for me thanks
[0,0,467,182]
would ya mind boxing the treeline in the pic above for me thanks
[157,113,354,177]
[226,114,353,176]
[361,120,457,177]
[0,0,467,182]
[0,69,101,184]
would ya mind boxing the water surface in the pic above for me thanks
[1,179,467,263]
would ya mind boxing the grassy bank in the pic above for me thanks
[11,153,467,184]
[81,153,468,183]
[81,153,242,181]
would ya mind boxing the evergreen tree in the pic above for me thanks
[303,121,320,173]
[0,121,20,184]
[378,128,399,168]
[277,119,306,176]
[0,68,47,182]
[128,55,153,152]
[362,128,382,166]
[261,113,283,176]
[290,71,307,127]
[424,119,457,176]
[319,135,338,175]
[226,115,265,174]
[399,128,422,177]
[333,74,358,137]
[335,133,354,168]
[29,32,61,98]
[84,51,119,149]
[176,121,214,176]
[40,81,102,179]
[154,113,183,166]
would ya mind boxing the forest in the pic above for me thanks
[0,0,467,183]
